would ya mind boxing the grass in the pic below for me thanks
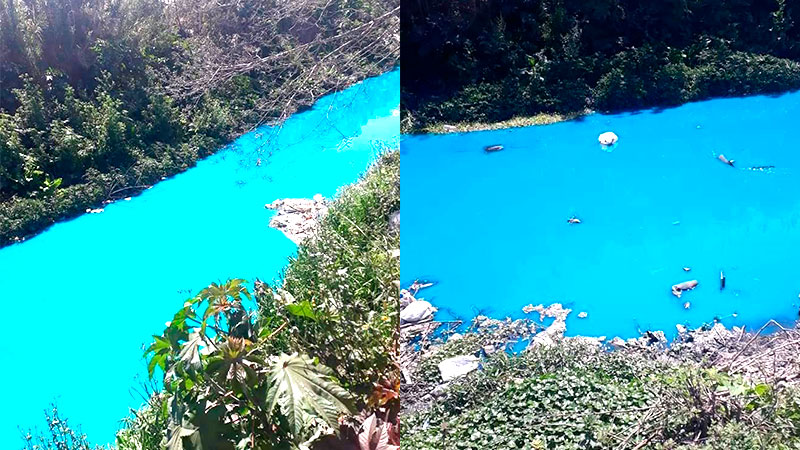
[280,148,400,394]
[405,110,591,135]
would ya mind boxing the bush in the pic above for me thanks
[281,150,400,395]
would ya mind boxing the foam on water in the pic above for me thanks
[0,69,399,446]
[402,92,800,340]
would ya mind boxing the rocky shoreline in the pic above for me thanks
[399,286,800,414]
[264,194,328,244]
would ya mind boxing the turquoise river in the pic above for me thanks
[0,70,399,446]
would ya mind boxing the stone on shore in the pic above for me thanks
[400,300,437,324]
[528,303,571,348]
[389,210,400,233]
[265,195,328,244]
[438,355,480,381]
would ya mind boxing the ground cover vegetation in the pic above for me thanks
[402,319,800,449]
[401,0,800,132]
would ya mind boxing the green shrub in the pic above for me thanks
[282,150,400,395]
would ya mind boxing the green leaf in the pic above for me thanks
[266,353,354,443]
[178,331,204,371]
[753,383,771,397]
[285,301,317,321]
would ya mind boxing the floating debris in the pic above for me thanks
[578,311,588,318]
[598,131,618,145]
[567,216,581,224]
[484,145,504,153]
[684,302,691,309]
[672,280,699,298]
[683,267,691,272]
[717,154,735,167]
[748,165,775,173]
[720,270,726,290]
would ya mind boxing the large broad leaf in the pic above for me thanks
[285,300,317,321]
[265,353,355,442]
[165,397,236,450]
[178,331,204,371]
[358,414,400,450]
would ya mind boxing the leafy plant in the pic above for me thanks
[144,279,354,449]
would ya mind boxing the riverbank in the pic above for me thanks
[20,151,401,449]
[402,1,800,136]
[403,110,590,134]
[4,68,400,447]
[0,0,399,249]
[400,290,800,448]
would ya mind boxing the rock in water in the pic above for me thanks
[598,131,618,146]
[265,195,328,244]
[400,300,437,324]
[438,355,480,381]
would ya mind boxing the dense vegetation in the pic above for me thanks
[23,151,400,449]
[401,0,800,131]
[404,338,800,449]
[0,0,398,246]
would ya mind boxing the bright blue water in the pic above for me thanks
[402,92,800,340]
[0,69,399,446]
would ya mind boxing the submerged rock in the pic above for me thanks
[438,355,480,381]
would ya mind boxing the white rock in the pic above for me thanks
[438,355,479,381]
[400,300,436,324]
[449,333,463,341]
[609,337,627,348]
[598,131,618,145]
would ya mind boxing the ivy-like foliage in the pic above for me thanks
[404,342,800,449]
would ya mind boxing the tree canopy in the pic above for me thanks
[401,0,800,130]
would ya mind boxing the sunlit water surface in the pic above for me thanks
[402,92,800,340]
[0,69,399,446]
